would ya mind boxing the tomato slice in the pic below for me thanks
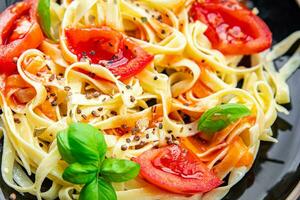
[0,0,44,75]
[134,145,222,194]
[65,27,154,80]
[189,0,272,55]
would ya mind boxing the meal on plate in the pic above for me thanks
[0,0,299,199]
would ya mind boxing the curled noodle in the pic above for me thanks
[0,0,299,199]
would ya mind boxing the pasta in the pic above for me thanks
[0,0,299,199]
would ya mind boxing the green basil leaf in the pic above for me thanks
[198,103,251,134]
[79,177,117,200]
[68,123,107,164]
[101,159,140,182]
[62,162,98,184]
[57,130,76,164]
[38,0,54,40]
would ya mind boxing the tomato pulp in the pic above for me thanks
[135,145,222,194]
[189,0,272,55]
[65,27,154,80]
[0,0,44,74]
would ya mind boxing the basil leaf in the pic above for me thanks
[57,130,76,164]
[198,103,251,134]
[68,123,107,164]
[101,159,140,182]
[79,177,117,200]
[62,162,98,184]
[38,0,53,39]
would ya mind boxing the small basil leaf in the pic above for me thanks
[68,123,107,164]
[101,159,140,182]
[62,162,98,184]
[198,103,251,134]
[79,177,117,200]
[38,0,54,40]
[57,130,76,164]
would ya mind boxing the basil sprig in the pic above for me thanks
[37,0,55,40]
[198,103,251,134]
[57,123,140,200]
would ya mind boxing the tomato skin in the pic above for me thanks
[106,39,154,80]
[65,27,154,80]
[65,27,123,63]
[0,0,44,75]
[190,0,272,55]
[135,145,222,194]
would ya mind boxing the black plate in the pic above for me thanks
[0,0,300,199]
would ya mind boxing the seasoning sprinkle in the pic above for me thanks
[134,135,140,141]
[121,124,128,129]
[56,75,62,80]
[167,130,172,134]
[180,127,184,132]
[141,17,148,23]
[51,101,58,106]
[0,109,3,115]
[89,50,96,55]
[93,91,100,98]
[49,74,55,82]
[14,118,21,124]
[135,141,146,150]
[126,85,131,89]
[157,15,162,22]
[158,123,163,129]
[91,111,100,117]
[121,145,128,151]
[81,114,87,120]
[167,139,173,145]
[64,86,71,91]
[36,72,42,77]
[130,96,135,102]
[98,107,103,112]
[86,93,93,99]
[153,76,158,80]
[76,108,82,114]
[111,110,117,115]
[126,138,131,143]
[131,127,139,134]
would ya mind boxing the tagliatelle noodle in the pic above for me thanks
[0,0,299,200]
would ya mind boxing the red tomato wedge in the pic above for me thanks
[189,0,272,55]
[0,0,44,75]
[134,145,222,194]
[65,27,154,80]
